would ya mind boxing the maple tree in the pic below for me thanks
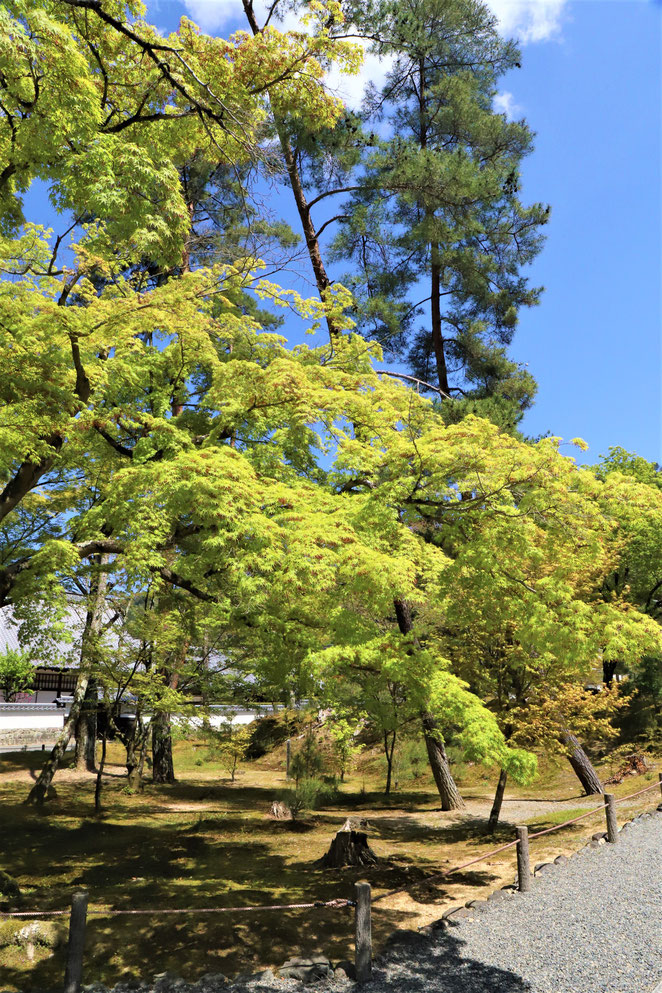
[0,1,658,819]
[592,449,662,744]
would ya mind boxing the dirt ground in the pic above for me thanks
[0,743,659,992]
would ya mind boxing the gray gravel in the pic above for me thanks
[71,812,661,993]
[366,810,662,993]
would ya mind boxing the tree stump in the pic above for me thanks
[316,818,379,868]
[269,800,292,820]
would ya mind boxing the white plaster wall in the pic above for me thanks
[174,711,257,730]
[0,707,66,731]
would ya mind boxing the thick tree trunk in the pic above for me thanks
[421,713,466,810]
[487,768,508,833]
[125,716,149,793]
[392,597,465,811]
[560,730,603,795]
[74,710,89,772]
[602,659,618,686]
[74,679,97,772]
[152,710,175,784]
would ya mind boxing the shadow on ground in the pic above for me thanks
[372,927,532,990]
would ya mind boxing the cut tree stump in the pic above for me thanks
[316,818,379,868]
[269,801,292,820]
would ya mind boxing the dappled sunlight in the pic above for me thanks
[2,740,657,991]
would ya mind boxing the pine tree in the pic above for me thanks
[331,0,549,429]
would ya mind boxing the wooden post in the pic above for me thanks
[604,793,618,844]
[63,890,88,993]
[286,738,291,779]
[658,771,662,798]
[516,826,530,892]
[354,881,372,983]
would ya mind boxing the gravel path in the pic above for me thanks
[364,810,662,993]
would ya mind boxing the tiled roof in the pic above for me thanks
[0,605,88,667]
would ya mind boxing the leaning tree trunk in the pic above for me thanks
[560,730,603,795]
[27,557,108,804]
[152,710,175,784]
[316,819,379,868]
[487,768,508,833]
[25,678,87,805]
[421,713,465,811]
[392,598,465,811]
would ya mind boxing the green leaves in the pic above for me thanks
[328,0,547,418]
[1,0,660,795]
[0,647,35,702]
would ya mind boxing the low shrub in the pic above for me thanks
[281,777,337,820]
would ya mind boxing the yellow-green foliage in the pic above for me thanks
[1,0,660,783]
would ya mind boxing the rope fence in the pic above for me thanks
[0,898,354,919]
[3,774,660,991]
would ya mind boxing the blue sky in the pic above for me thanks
[29,0,662,465]
[148,0,662,465]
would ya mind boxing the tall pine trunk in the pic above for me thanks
[152,710,175,784]
[421,713,465,810]
[560,730,603,795]
[26,560,108,805]
[430,245,451,397]
[487,768,508,833]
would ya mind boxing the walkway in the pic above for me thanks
[369,811,662,993]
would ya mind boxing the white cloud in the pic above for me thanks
[181,1,386,110]
[180,0,566,111]
[180,1,244,32]
[493,90,522,120]
[325,48,393,111]
[182,0,568,45]
[485,0,567,43]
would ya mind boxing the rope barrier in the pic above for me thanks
[2,776,658,921]
[613,780,660,803]
[372,838,520,905]
[0,898,353,920]
[526,781,660,839]
[373,775,660,905]
[528,803,607,839]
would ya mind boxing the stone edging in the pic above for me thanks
[417,803,662,933]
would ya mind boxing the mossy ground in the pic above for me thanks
[0,739,658,992]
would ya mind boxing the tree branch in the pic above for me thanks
[375,369,453,399]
